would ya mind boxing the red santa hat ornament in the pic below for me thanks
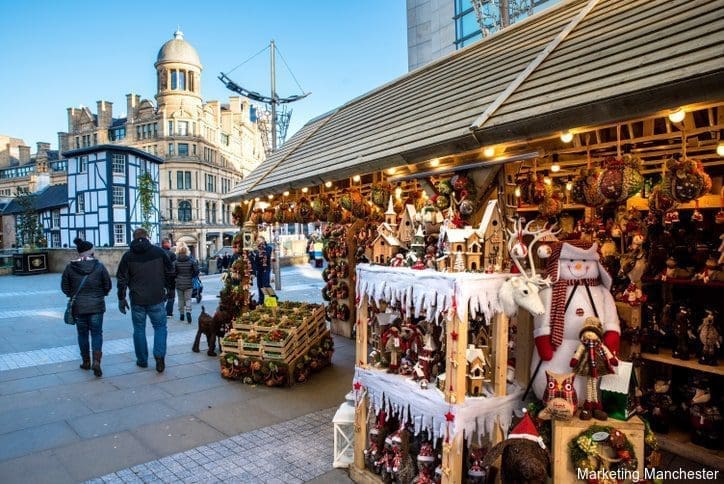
[508,410,545,449]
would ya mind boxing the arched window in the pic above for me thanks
[178,200,192,222]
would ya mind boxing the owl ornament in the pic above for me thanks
[538,370,577,421]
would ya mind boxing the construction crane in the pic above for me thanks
[219,40,310,154]
[470,0,548,37]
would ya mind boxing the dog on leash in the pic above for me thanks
[192,306,220,356]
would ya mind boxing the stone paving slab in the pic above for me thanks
[89,408,338,484]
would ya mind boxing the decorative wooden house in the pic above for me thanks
[478,199,505,270]
[466,344,489,396]
[370,198,406,265]
[398,204,417,245]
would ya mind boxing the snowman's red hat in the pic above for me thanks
[508,410,545,449]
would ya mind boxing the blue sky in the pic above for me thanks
[0,0,407,151]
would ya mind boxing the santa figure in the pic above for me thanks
[531,241,620,400]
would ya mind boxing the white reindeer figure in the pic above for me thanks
[499,218,560,317]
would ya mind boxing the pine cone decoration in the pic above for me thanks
[371,183,391,208]
[571,167,605,207]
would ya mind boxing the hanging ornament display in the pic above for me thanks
[435,179,453,196]
[663,156,712,203]
[296,197,313,223]
[538,182,564,217]
[262,207,275,224]
[596,154,644,203]
[433,194,450,210]
[648,183,677,214]
[571,167,605,207]
[250,208,263,225]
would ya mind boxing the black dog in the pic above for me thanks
[192,306,219,356]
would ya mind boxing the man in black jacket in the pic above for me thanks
[161,238,176,318]
[117,228,174,372]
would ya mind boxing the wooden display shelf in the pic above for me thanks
[515,203,587,212]
[640,349,724,377]
[656,430,724,471]
[627,193,722,211]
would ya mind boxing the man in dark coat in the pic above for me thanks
[61,238,112,377]
[117,228,174,372]
[161,238,176,318]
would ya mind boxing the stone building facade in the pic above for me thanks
[58,30,265,260]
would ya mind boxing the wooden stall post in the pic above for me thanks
[356,296,369,367]
[491,311,510,445]
[353,392,369,472]
[514,310,533,388]
[442,309,467,484]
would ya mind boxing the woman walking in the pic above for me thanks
[174,241,199,323]
[61,238,112,377]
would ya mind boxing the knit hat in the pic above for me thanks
[579,316,603,339]
[508,411,545,449]
[73,237,93,255]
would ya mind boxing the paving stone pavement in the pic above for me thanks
[0,264,355,483]
[87,407,341,484]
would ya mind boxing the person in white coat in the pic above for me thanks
[531,241,620,401]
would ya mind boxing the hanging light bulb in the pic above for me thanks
[324,181,332,188]
[386,167,396,175]
[717,142,724,157]
[395,186,403,200]
[283,191,290,197]
[267,194,274,200]
[560,131,573,143]
[244,200,251,205]
[566,178,573,191]
[483,146,495,158]
[430,158,440,168]
[254,197,260,202]
[301,187,309,193]
[543,171,552,185]
[551,163,561,173]
[352,175,361,182]
[514,186,521,198]
[668,108,685,123]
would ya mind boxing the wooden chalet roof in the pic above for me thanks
[228,0,724,200]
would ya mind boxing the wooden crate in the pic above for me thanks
[220,339,241,354]
[551,416,645,484]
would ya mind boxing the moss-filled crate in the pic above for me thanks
[220,302,333,386]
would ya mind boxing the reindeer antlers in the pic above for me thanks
[506,217,560,284]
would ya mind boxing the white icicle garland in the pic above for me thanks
[356,264,508,323]
[356,367,523,443]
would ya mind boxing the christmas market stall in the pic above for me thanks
[224,0,724,480]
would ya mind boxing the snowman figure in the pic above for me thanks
[531,241,620,400]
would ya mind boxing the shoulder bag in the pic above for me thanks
[64,262,97,325]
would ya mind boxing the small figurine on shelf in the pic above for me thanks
[620,281,646,306]
[659,256,691,281]
[672,305,696,360]
[383,326,403,372]
[698,309,721,366]
[413,441,437,483]
[641,379,675,433]
[467,445,489,483]
[569,317,619,420]
[689,382,722,450]
[693,257,721,284]
[641,304,666,354]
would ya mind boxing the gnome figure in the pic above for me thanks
[531,241,620,401]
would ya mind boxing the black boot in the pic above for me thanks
[186,312,192,324]
[80,353,91,370]
[179,313,184,321]
[92,351,102,377]
[155,356,165,373]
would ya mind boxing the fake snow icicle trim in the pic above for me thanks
[356,367,523,444]
[356,264,508,323]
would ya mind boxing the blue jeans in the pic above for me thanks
[76,313,103,355]
[131,303,167,364]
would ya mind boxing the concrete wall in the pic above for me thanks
[407,0,456,71]
[46,247,126,276]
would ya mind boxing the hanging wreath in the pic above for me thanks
[649,183,677,214]
[370,183,392,209]
[568,425,637,480]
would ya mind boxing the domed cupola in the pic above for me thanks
[155,29,202,109]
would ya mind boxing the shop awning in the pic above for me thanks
[227,0,724,201]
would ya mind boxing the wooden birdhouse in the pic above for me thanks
[478,199,504,270]
[600,361,638,421]
[466,344,489,396]
[398,204,417,245]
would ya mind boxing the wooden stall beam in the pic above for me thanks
[353,392,369,471]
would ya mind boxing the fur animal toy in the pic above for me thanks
[192,306,220,356]
[531,241,620,400]
[481,411,550,484]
